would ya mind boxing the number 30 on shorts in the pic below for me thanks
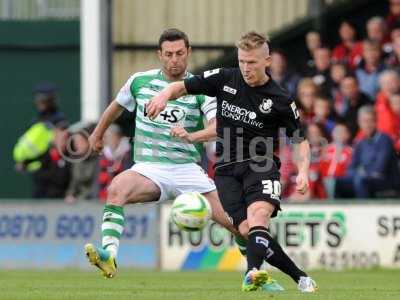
[261,180,281,196]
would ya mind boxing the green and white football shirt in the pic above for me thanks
[115,69,216,164]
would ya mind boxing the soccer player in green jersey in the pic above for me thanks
[85,28,235,276]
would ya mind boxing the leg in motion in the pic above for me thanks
[85,169,160,278]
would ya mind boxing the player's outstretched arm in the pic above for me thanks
[171,118,217,143]
[89,101,124,153]
[293,140,311,194]
[146,81,187,119]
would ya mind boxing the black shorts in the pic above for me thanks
[214,158,282,229]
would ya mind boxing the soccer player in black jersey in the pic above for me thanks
[147,31,317,293]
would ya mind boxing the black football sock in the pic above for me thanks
[246,226,272,272]
[262,229,307,283]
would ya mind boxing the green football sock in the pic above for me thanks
[101,204,125,258]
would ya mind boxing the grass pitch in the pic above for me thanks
[1,269,400,300]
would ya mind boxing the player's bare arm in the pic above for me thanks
[146,81,187,119]
[293,140,311,194]
[171,118,217,143]
[89,101,124,153]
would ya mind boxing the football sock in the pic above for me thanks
[255,229,307,283]
[246,226,271,271]
[101,204,125,258]
[247,226,307,283]
[235,235,247,256]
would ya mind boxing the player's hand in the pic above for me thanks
[295,172,309,194]
[171,126,193,143]
[88,133,104,154]
[146,95,168,119]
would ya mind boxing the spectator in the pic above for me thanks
[330,62,348,100]
[97,124,131,201]
[375,69,400,112]
[386,0,400,33]
[385,35,400,68]
[305,47,334,97]
[332,20,363,69]
[33,82,65,126]
[13,82,67,191]
[336,76,371,138]
[31,120,71,198]
[377,93,400,152]
[335,106,399,198]
[289,123,327,201]
[366,16,391,54]
[390,21,400,42]
[320,123,353,198]
[297,78,319,124]
[65,123,99,203]
[355,39,386,100]
[270,50,300,98]
[313,97,335,135]
[303,31,322,72]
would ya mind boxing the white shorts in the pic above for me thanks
[130,162,216,202]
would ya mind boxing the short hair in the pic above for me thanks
[340,19,356,29]
[363,39,381,51]
[158,28,190,49]
[271,48,286,57]
[342,74,358,83]
[314,46,331,55]
[237,31,269,51]
[333,121,350,130]
[315,96,331,104]
[358,105,376,119]
[367,16,386,28]
[297,78,319,94]
[379,69,400,86]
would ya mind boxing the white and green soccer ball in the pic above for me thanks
[171,192,212,231]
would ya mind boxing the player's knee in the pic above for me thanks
[107,177,130,206]
[247,201,274,227]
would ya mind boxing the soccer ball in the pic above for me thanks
[171,192,212,231]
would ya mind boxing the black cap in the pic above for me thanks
[34,82,58,96]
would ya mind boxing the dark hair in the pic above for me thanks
[392,20,400,30]
[271,48,287,58]
[334,121,350,130]
[306,122,330,141]
[342,74,358,82]
[158,28,190,49]
[340,20,357,30]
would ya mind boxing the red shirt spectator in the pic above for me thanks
[332,21,363,69]
[366,16,392,54]
[320,145,353,177]
[376,93,400,152]
[374,70,400,117]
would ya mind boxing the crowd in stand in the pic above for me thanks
[272,3,400,200]
[14,1,400,201]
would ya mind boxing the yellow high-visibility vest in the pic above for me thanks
[13,122,54,172]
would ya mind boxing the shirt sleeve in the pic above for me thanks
[184,68,223,97]
[199,96,217,121]
[115,74,137,112]
[279,100,305,143]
